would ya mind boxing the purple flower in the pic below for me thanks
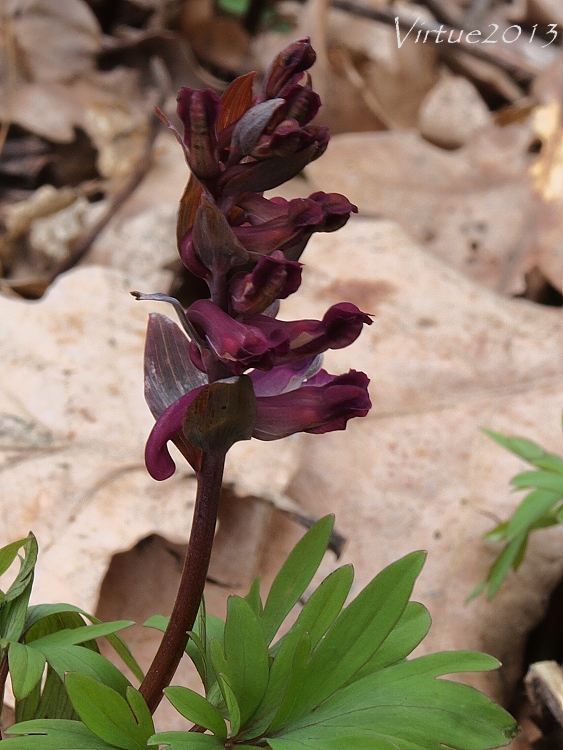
[229,251,302,315]
[186,299,372,376]
[139,39,373,482]
[143,313,372,480]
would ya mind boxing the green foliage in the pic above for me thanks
[148,517,515,750]
[3,519,517,750]
[0,535,143,742]
[472,426,563,599]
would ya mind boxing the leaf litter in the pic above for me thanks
[2,0,563,744]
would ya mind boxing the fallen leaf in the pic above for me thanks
[0,265,298,615]
[418,72,493,148]
[305,124,535,292]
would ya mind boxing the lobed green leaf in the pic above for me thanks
[164,686,227,739]
[65,672,150,750]
[8,641,46,700]
[4,719,120,748]
[261,516,334,645]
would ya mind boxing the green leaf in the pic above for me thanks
[148,731,225,749]
[164,686,227,739]
[16,665,79,723]
[267,652,517,750]
[243,566,355,738]
[261,516,334,644]
[126,688,154,740]
[8,641,46,699]
[267,634,312,735]
[511,470,563,493]
[33,643,131,695]
[65,672,150,750]
[25,605,143,682]
[347,601,432,682]
[269,551,426,730]
[0,538,32,577]
[482,532,528,599]
[222,596,270,725]
[29,620,133,648]
[244,576,263,619]
[4,534,38,601]
[216,673,241,736]
[483,429,563,474]
[505,489,563,539]
[4,719,120,749]
[144,610,224,692]
[2,577,34,642]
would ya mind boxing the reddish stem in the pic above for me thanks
[140,449,225,713]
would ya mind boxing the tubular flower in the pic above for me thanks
[139,39,373,480]
[143,314,371,480]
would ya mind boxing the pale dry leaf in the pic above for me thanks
[3,0,102,84]
[305,124,535,292]
[278,217,563,706]
[0,265,298,614]
[418,72,493,147]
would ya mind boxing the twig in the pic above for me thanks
[329,0,540,84]
[139,449,226,713]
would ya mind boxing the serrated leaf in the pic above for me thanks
[8,641,46,699]
[262,516,334,644]
[267,652,516,750]
[4,719,120,749]
[148,731,225,749]
[164,686,227,739]
[269,551,426,729]
[65,672,149,750]
[223,596,270,726]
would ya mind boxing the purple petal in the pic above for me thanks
[230,252,302,315]
[253,370,371,440]
[144,314,207,420]
[259,38,316,101]
[145,387,204,480]
[249,355,321,397]
[177,88,221,181]
[187,299,289,374]
[240,303,372,365]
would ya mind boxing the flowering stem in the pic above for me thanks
[139,448,226,713]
